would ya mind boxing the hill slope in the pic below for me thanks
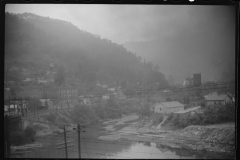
[5,12,169,92]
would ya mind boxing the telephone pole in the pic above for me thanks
[5,115,10,158]
[63,126,68,158]
[77,124,81,159]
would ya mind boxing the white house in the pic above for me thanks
[154,101,185,114]
[205,94,233,106]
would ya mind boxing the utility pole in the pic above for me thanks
[37,100,40,121]
[21,98,24,117]
[4,115,7,157]
[8,96,11,116]
[77,124,81,159]
[67,98,70,112]
[63,126,68,158]
[56,127,74,158]
[6,115,10,158]
[60,91,62,110]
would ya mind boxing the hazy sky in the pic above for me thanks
[5,4,235,83]
[6,4,235,44]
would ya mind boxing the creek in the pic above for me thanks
[11,114,233,159]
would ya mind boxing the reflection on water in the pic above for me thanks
[10,116,235,159]
[16,138,232,159]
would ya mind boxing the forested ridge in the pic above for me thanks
[5,12,169,92]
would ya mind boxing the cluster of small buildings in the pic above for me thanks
[4,100,28,116]
[4,87,80,115]
[78,90,126,105]
[153,91,235,122]
[4,84,128,115]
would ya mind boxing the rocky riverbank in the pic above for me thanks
[114,117,235,155]
[100,114,235,156]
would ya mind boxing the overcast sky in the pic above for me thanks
[5,4,235,83]
[6,4,235,44]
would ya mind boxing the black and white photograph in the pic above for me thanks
[4,3,236,159]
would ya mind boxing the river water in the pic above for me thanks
[12,114,234,159]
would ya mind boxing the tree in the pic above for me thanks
[94,103,106,119]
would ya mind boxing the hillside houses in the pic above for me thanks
[113,90,126,99]
[17,87,80,108]
[4,100,28,116]
[43,87,79,108]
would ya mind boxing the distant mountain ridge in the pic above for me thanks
[5,12,169,92]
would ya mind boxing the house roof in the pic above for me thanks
[155,101,185,108]
[205,94,230,101]
[174,106,201,114]
[204,92,218,97]
[161,101,185,108]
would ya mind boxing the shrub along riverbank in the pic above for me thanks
[161,103,235,128]
[10,126,36,146]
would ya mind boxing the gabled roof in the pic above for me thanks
[161,101,185,108]
[205,94,230,101]
[204,92,218,97]
[155,101,185,108]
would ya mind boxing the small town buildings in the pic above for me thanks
[37,78,48,85]
[154,101,185,114]
[20,90,42,99]
[102,94,110,100]
[38,99,53,109]
[43,87,79,108]
[4,104,19,115]
[23,78,32,82]
[4,100,28,116]
[78,95,91,105]
[108,88,115,91]
[173,106,201,121]
[19,87,80,108]
[205,93,233,106]
[113,91,126,99]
